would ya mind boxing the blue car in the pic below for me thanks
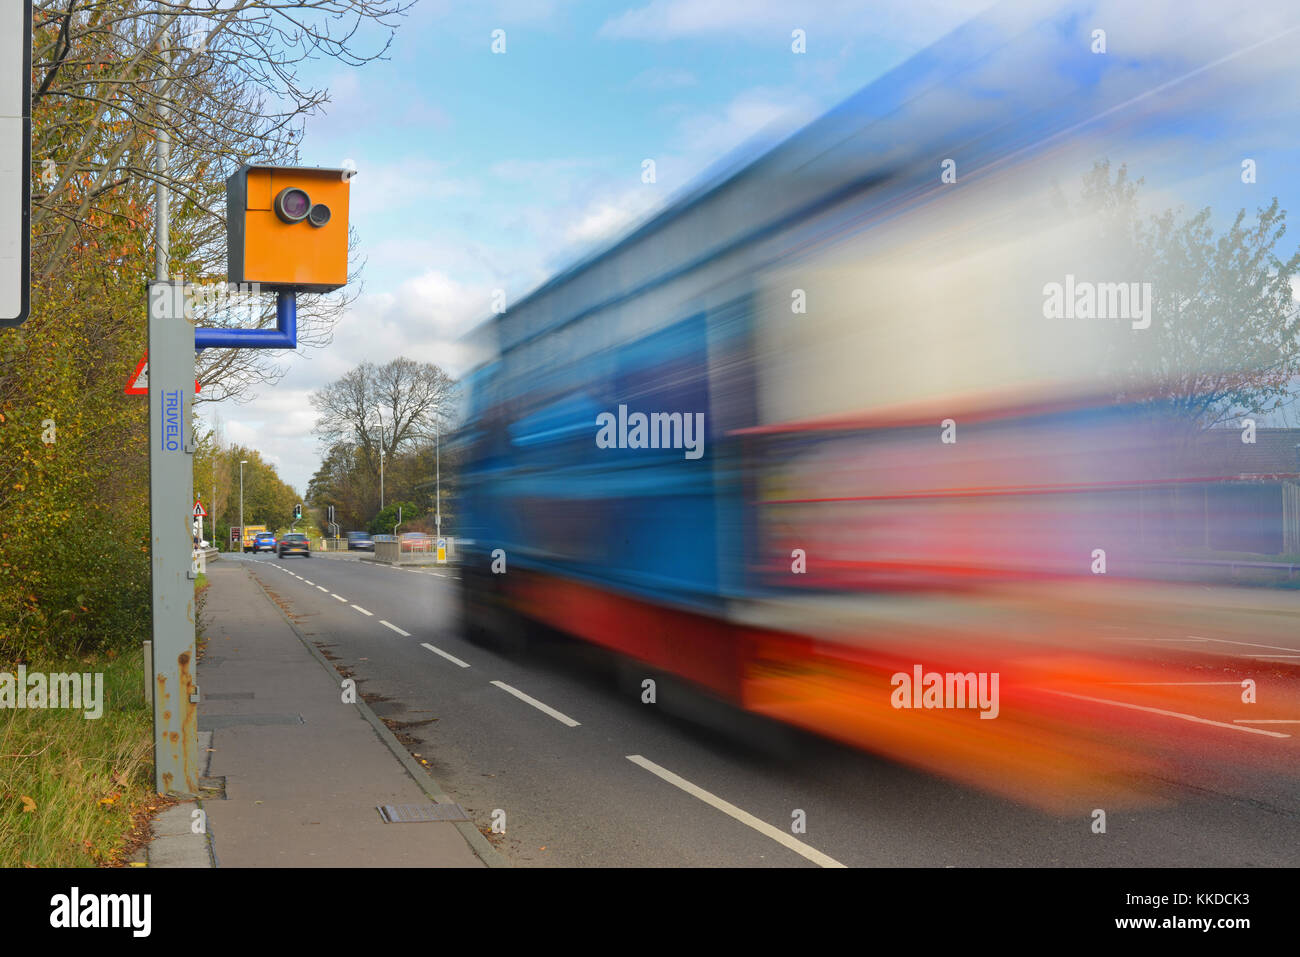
[346,531,374,551]
[252,532,277,553]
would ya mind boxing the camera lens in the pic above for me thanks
[274,187,311,223]
[307,203,331,228]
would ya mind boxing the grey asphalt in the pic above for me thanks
[193,560,488,867]
[230,551,1300,867]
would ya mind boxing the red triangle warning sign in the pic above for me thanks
[125,352,200,395]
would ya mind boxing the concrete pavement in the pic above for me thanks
[160,560,496,867]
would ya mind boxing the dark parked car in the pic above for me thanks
[252,532,277,553]
[346,531,374,551]
[278,533,311,558]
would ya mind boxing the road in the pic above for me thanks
[232,552,1300,867]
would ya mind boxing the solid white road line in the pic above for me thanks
[489,680,580,727]
[1103,637,1208,642]
[351,604,373,616]
[380,620,411,637]
[420,642,470,668]
[1233,719,1300,724]
[1044,690,1290,738]
[1105,681,1246,686]
[331,593,347,602]
[1188,635,1300,653]
[626,755,846,868]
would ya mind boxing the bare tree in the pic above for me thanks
[311,358,455,476]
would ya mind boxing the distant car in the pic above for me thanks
[346,531,374,551]
[401,532,433,552]
[252,532,277,553]
[278,533,311,558]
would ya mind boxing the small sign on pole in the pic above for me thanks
[437,537,447,564]
[125,352,201,395]
[193,501,207,518]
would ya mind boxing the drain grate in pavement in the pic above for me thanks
[378,803,470,823]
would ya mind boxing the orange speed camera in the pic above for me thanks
[226,165,351,293]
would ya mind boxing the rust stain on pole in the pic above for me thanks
[178,649,198,792]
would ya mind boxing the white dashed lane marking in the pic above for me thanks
[420,642,470,668]
[380,620,411,637]
[626,755,846,868]
[490,681,580,727]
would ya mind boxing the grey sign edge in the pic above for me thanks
[2,0,32,328]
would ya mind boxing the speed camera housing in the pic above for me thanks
[226,164,351,293]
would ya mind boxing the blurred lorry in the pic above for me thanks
[452,1,1300,805]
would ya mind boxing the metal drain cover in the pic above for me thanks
[378,803,470,823]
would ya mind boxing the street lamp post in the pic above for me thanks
[374,411,385,512]
[239,459,248,553]
[435,418,440,535]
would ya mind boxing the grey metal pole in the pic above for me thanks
[239,460,247,552]
[146,12,201,796]
[436,419,440,533]
[148,280,198,795]
[154,23,169,281]
[378,412,384,511]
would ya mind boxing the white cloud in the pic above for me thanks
[563,199,640,245]
[347,157,480,217]
[672,87,814,160]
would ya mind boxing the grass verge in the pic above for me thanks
[0,647,157,866]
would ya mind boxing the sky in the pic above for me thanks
[200,0,1001,493]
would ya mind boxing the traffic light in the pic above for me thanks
[294,503,303,521]
[226,165,352,292]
